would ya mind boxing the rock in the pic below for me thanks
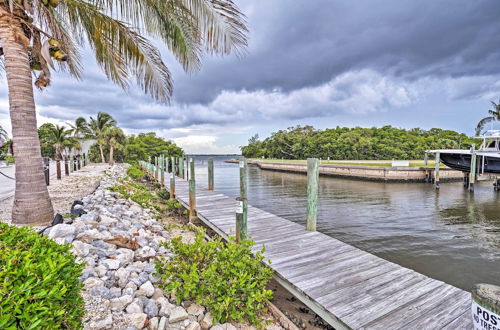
[88,285,111,299]
[126,299,144,314]
[158,317,167,330]
[48,224,75,242]
[187,304,205,316]
[89,314,113,329]
[157,297,174,317]
[76,229,101,243]
[144,299,159,318]
[169,306,189,323]
[110,295,133,311]
[200,313,213,330]
[71,241,91,257]
[135,246,156,259]
[99,214,117,225]
[84,277,104,289]
[115,248,135,265]
[137,281,155,297]
[116,268,132,288]
[128,313,147,329]
[186,322,201,330]
[151,288,164,300]
[95,264,108,277]
[149,317,159,330]
[109,287,122,299]
[103,258,121,270]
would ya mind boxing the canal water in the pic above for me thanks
[188,155,500,291]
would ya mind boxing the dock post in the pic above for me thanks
[189,158,196,222]
[170,161,176,200]
[306,158,319,231]
[186,157,189,180]
[73,155,77,171]
[179,157,184,178]
[208,158,214,190]
[469,151,477,192]
[161,155,165,186]
[165,156,169,174]
[236,160,248,243]
[69,155,73,173]
[154,156,158,182]
[64,157,69,176]
[171,157,174,174]
[434,152,440,189]
[77,155,81,170]
[471,284,500,329]
[424,153,429,182]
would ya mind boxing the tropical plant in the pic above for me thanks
[49,124,78,160]
[475,99,500,136]
[89,112,117,163]
[103,127,125,165]
[68,117,90,139]
[0,0,248,225]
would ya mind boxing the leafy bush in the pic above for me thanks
[126,165,145,180]
[0,223,84,329]
[155,227,274,327]
[109,180,157,210]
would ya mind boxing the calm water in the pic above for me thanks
[188,155,500,291]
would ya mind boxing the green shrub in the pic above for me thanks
[5,155,14,164]
[109,181,157,209]
[155,227,274,327]
[126,165,145,179]
[0,223,85,329]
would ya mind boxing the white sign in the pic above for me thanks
[472,300,500,330]
[392,160,410,167]
[236,201,243,214]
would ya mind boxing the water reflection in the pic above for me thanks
[189,156,500,291]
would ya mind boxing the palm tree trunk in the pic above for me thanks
[109,146,114,165]
[99,145,106,163]
[0,18,54,224]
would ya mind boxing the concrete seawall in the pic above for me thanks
[226,160,465,182]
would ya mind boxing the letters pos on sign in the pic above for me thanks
[472,300,500,330]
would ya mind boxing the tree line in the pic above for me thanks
[241,125,480,160]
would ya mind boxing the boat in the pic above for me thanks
[427,130,500,174]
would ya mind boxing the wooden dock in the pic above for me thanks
[172,177,472,329]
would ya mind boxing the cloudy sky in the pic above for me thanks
[2,0,500,154]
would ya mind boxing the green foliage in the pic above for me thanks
[109,180,157,209]
[241,125,481,160]
[125,133,183,163]
[5,155,14,164]
[38,123,57,158]
[0,223,84,329]
[127,164,145,179]
[156,227,274,327]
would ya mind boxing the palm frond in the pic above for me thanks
[63,0,173,102]
[475,116,495,136]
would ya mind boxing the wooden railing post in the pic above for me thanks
[56,159,61,180]
[434,152,440,189]
[179,156,185,179]
[170,161,176,200]
[208,157,214,190]
[43,157,50,186]
[165,156,170,174]
[77,155,81,170]
[236,160,248,242]
[306,158,319,231]
[189,157,196,222]
[64,157,69,176]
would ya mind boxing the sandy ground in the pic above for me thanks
[0,163,111,226]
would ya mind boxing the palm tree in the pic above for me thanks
[68,117,90,139]
[104,127,125,165]
[89,112,117,163]
[476,99,500,136]
[0,0,248,224]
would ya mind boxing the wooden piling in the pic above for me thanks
[469,151,477,192]
[208,158,214,190]
[189,158,196,221]
[77,155,81,170]
[434,152,440,189]
[306,158,319,231]
[43,157,50,186]
[165,157,169,174]
[236,160,248,242]
[178,157,184,178]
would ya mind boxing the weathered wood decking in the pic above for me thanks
[173,178,472,330]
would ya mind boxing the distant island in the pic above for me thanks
[240,125,480,160]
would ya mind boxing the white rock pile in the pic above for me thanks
[43,166,235,330]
